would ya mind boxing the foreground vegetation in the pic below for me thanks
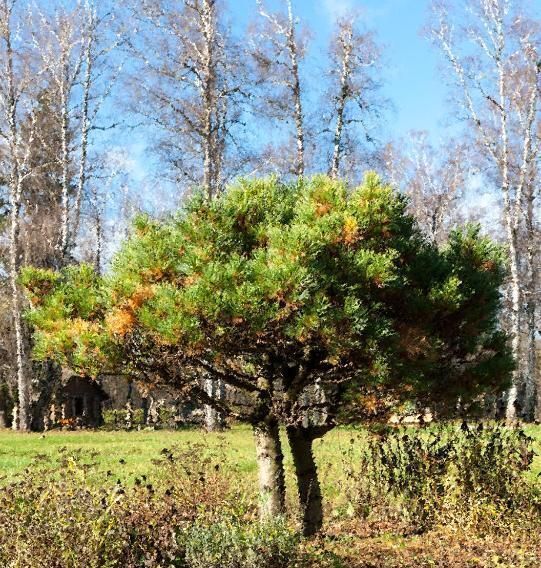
[0,423,540,567]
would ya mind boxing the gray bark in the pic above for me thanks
[203,375,225,431]
[287,426,323,536]
[253,418,286,519]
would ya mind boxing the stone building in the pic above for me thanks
[46,375,108,428]
[36,370,203,430]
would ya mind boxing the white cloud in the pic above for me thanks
[321,0,355,21]
[319,0,394,26]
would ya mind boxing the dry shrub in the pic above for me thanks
[341,422,541,533]
[0,443,294,568]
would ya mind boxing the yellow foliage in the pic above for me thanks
[361,394,379,414]
[481,260,496,272]
[127,285,154,310]
[342,215,359,245]
[315,201,331,217]
[183,274,201,287]
[106,308,136,337]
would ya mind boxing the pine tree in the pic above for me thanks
[22,173,513,535]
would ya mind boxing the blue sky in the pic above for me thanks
[103,0,452,223]
[121,0,450,191]
[231,0,449,140]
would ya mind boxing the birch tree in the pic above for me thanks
[32,0,123,265]
[127,0,247,430]
[384,133,468,245]
[32,5,84,263]
[326,14,383,180]
[0,0,38,430]
[428,0,541,420]
[19,88,65,270]
[127,0,246,199]
[0,0,121,430]
[85,163,126,275]
[250,0,307,177]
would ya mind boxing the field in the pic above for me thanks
[1,424,541,567]
[1,423,540,482]
[0,426,376,513]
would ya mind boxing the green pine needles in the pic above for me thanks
[21,173,513,535]
[22,173,512,414]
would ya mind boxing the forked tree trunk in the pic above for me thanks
[287,426,323,536]
[253,418,286,520]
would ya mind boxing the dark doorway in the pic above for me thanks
[74,397,84,416]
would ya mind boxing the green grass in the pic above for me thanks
[1,423,539,490]
[0,425,368,508]
[0,426,256,482]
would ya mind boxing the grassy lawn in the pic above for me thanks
[0,426,260,481]
[1,423,540,485]
[0,424,372,509]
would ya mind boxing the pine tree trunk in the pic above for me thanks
[253,418,286,520]
[287,426,323,536]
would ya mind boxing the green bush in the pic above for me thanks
[102,408,147,430]
[182,518,300,568]
[343,422,540,532]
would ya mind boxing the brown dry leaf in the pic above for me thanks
[343,215,359,245]
[105,308,135,337]
[316,202,331,216]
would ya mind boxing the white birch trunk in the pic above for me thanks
[286,0,304,177]
[2,2,31,431]
[330,27,352,179]
[431,1,539,420]
[59,61,71,262]
[73,4,95,243]
[8,190,29,431]
[504,30,539,420]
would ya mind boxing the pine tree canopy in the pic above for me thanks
[21,173,513,422]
